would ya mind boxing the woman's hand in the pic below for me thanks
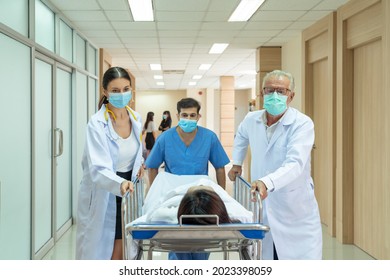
[120,180,134,196]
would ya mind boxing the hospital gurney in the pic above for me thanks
[121,174,269,260]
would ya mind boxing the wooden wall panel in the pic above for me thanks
[307,31,328,63]
[302,12,336,236]
[346,2,382,49]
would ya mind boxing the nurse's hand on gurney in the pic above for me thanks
[120,180,134,196]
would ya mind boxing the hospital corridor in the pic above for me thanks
[1,0,390,262]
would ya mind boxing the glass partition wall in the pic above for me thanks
[0,0,98,259]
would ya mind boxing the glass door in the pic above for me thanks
[54,66,72,238]
[33,57,54,258]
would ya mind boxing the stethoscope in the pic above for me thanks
[104,105,137,122]
[104,104,142,142]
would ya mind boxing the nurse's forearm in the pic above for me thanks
[215,167,226,189]
[148,168,159,186]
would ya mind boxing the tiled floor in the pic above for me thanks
[42,224,375,260]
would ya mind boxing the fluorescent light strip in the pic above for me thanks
[128,0,154,21]
[156,82,164,86]
[209,43,229,54]
[153,75,163,79]
[192,75,202,80]
[150,64,161,70]
[199,64,211,70]
[228,0,265,22]
[189,82,197,86]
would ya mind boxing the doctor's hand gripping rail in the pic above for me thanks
[234,175,263,224]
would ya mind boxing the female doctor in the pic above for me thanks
[76,66,144,260]
[228,70,322,260]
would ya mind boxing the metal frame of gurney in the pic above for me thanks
[121,176,270,260]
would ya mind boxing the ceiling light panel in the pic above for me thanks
[228,0,265,22]
[128,0,154,21]
[209,43,229,54]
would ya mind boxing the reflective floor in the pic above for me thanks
[42,224,375,260]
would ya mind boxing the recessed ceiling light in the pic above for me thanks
[192,75,202,80]
[189,82,197,86]
[209,43,229,54]
[150,64,161,70]
[199,64,211,70]
[228,0,265,22]
[153,75,163,79]
[128,0,154,21]
[156,82,164,86]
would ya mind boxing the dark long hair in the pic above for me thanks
[143,111,154,131]
[177,189,233,225]
[98,67,132,109]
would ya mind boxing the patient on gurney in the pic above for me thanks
[128,172,253,259]
[169,186,240,260]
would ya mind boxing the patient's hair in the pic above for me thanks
[177,188,234,225]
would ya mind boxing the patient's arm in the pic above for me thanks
[148,168,159,186]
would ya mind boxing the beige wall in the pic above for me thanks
[282,33,303,111]
[136,89,186,132]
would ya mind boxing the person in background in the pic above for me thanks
[76,66,144,260]
[158,110,172,133]
[228,69,322,260]
[143,111,157,159]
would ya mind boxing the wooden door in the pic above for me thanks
[337,0,389,259]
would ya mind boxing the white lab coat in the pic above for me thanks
[76,104,144,260]
[233,107,322,260]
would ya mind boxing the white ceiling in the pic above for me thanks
[46,0,349,90]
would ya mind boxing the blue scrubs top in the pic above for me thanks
[145,126,230,175]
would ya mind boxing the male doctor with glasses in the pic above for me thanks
[228,70,322,260]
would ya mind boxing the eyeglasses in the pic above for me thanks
[263,87,291,95]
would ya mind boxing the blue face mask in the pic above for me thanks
[263,92,288,116]
[178,118,197,133]
[108,91,132,108]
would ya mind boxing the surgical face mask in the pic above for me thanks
[108,91,132,108]
[163,114,167,120]
[263,92,288,116]
[178,118,197,133]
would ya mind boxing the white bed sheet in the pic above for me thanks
[135,172,253,224]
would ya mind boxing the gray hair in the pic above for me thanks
[262,70,295,91]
